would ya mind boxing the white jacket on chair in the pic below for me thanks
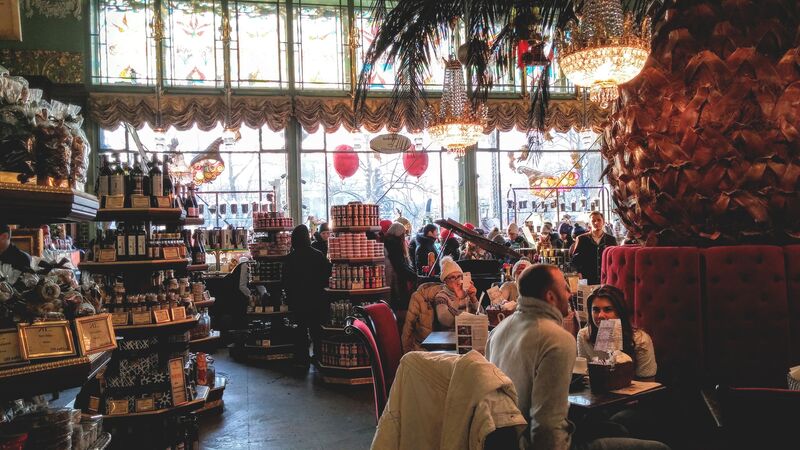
[371,350,527,450]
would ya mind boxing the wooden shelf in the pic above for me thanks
[182,217,205,226]
[253,227,294,233]
[318,362,371,371]
[95,208,185,224]
[0,350,112,401]
[114,316,199,335]
[322,375,373,385]
[187,264,209,272]
[194,298,215,308]
[324,287,390,295]
[103,385,209,420]
[1,183,99,224]
[247,310,289,316]
[330,256,385,264]
[79,259,191,272]
[253,254,286,261]
[189,330,220,346]
[331,226,381,233]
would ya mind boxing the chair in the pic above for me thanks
[359,301,403,391]
[714,385,800,448]
[344,316,386,423]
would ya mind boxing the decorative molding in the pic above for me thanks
[22,0,82,20]
[89,93,609,134]
[0,49,83,84]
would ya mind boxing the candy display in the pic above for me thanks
[319,339,370,368]
[0,67,89,187]
[330,203,379,228]
[251,261,283,283]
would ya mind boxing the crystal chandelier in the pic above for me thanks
[557,0,651,107]
[424,58,486,158]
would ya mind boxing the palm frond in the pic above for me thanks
[355,0,664,138]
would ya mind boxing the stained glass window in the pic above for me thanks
[163,0,224,87]
[92,0,157,85]
[231,1,288,88]
[293,1,348,90]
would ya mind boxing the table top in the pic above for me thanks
[421,331,456,351]
[568,382,666,410]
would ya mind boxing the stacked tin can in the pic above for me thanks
[248,232,291,256]
[331,203,379,228]
[252,210,293,229]
[329,264,386,290]
[327,233,384,259]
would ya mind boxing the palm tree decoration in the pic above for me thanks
[354,0,655,134]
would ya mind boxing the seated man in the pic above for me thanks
[486,264,669,450]
[0,224,32,272]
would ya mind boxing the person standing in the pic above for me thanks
[571,212,617,285]
[282,225,332,367]
[439,229,460,261]
[0,224,32,272]
[383,222,417,314]
[311,222,330,257]
[413,224,439,275]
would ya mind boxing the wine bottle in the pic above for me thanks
[115,224,127,261]
[110,156,126,197]
[126,223,138,260]
[185,184,199,218]
[163,154,173,197]
[131,155,144,196]
[149,156,163,203]
[97,154,111,201]
[136,224,147,258]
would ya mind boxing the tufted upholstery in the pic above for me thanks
[601,246,639,321]
[703,246,790,387]
[784,245,800,364]
[635,247,703,384]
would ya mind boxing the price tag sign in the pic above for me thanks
[170,306,187,321]
[135,396,155,412]
[111,312,130,327]
[107,399,129,415]
[153,309,172,324]
[98,248,117,262]
[131,195,151,208]
[168,358,188,406]
[162,247,180,260]
[0,328,24,366]
[17,321,76,360]
[87,396,100,413]
[104,196,125,209]
[155,196,171,208]
[74,314,117,355]
[132,311,152,325]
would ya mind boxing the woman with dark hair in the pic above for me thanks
[577,285,657,379]
[283,225,332,366]
[383,223,417,318]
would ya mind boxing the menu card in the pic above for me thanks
[455,313,489,355]
[595,318,623,355]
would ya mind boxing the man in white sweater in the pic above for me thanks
[486,264,670,450]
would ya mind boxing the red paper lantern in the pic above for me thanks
[402,145,429,178]
[332,144,359,180]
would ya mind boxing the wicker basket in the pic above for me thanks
[588,361,634,392]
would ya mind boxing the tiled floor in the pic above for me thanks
[198,352,376,450]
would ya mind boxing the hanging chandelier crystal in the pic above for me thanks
[424,58,487,158]
[557,0,651,107]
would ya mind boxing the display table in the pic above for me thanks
[420,331,456,351]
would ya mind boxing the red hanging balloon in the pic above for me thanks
[403,144,429,178]
[332,144,359,180]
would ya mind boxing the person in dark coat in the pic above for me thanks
[439,229,460,261]
[571,212,618,285]
[413,224,439,275]
[0,224,31,272]
[383,223,417,315]
[311,222,330,257]
[282,225,332,366]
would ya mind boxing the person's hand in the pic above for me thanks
[467,282,477,296]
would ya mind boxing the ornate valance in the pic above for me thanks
[88,93,608,134]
